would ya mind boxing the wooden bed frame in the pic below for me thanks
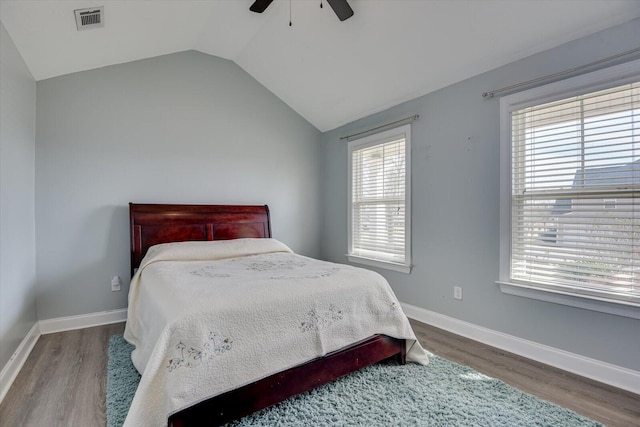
[129,203,406,427]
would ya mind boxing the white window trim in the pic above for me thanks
[347,124,412,273]
[499,58,640,319]
[346,255,412,274]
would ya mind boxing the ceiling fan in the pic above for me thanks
[250,0,354,21]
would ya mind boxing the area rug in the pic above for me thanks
[107,335,601,426]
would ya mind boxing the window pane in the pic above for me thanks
[350,129,409,265]
[511,82,640,303]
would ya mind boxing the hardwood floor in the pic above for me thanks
[0,320,638,426]
[0,323,124,427]
[409,320,640,427]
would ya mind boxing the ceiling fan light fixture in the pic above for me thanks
[249,0,353,21]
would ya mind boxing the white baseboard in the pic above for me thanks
[3,305,636,405]
[401,302,640,395]
[0,308,128,404]
[38,309,128,335]
[0,322,41,403]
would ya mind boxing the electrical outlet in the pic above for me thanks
[454,286,463,300]
[111,276,121,292]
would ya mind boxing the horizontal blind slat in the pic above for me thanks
[510,81,640,295]
[351,134,407,264]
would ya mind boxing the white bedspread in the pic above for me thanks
[123,238,428,427]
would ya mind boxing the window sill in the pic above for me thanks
[347,255,412,274]
[497,281,640,320]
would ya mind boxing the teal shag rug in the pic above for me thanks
[107,335,601,427]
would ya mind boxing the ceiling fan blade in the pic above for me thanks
[250,0,274,13]
[326,0,354,21]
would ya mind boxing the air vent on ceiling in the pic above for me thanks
[74,7,104,31]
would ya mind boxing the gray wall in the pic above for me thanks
[320,19,640,371]
[0,23,37,369]
[35,51,321,320]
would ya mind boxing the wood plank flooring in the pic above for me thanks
[409,320,640,427]
[0,320,637,426]
[0,323,124,427]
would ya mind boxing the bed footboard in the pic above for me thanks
[169,335,406,427]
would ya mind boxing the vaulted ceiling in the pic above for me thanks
[2,0,639,131]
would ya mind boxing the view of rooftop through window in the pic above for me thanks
[511,82,639,303]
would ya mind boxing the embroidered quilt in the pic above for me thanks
[123,238,429,427]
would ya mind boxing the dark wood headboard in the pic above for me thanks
[129,203,272,276]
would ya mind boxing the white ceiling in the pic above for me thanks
[2,0,639,131]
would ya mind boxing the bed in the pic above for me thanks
[124,203,428,427]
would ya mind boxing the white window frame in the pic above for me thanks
[499,59,640,319]
[347,124,412,273]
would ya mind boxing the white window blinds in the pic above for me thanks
[348,125,411,270]
[510,82,640,304]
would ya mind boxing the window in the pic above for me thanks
[348,124,411,273]
[499,59,640,316]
